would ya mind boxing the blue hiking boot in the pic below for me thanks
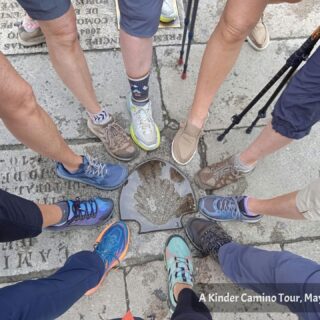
[47,197,114,231]
[56,155,128,190]
[199,195,262,223]
[165,235,194,313]
[86,221,130,296]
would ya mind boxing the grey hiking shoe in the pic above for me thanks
[195,155,254,190]
[185,218,232,260]
[17,17,46,47]
[87,116,138,162]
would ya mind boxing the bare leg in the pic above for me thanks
[38,6,101,113]
[188,0,268,129]
[239,121,293,166]
[0,52,82,172]
[38,204,62,227]
[248,191,303,219]
[120,29,153,78]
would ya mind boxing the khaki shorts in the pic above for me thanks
[296,179,320,220]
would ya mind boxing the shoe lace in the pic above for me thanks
[209,159,241,180]
[172,257,193,282]
[200,228,231,258]
[72,197,97,221]
[85,154,108,177]
[215,197,239,217]
[135,107,153,135]
[105,121,129,149]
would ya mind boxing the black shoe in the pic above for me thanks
[185,218,232,260]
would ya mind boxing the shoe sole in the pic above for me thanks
[56,169,128,191]
[200,209,262,224]
[160,16,176,23]
[87,119,139,162]
[163,234,190,313]
[18,34,46,47]
[85,223,130,296]
[246,35,270,52]
[171,140,197,166]
[129,124,161,151]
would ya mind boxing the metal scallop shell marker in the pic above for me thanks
[120,159,196,233]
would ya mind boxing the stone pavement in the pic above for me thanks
[0,0,319,319]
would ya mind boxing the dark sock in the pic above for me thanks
[128,73,150,106]
[54,201,70,225]
[238,197,259,217]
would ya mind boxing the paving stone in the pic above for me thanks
[157,39,313,130]
[0,0,184,55]
[203,124,320,244]
[1,50,163,145]
[284,240,320,263]
[193,0,318,43]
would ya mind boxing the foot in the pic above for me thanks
[185,218,232,260]
[199,195,262,223]
[127,97,160,151]
[160,0,177,23]
[194,154,255,190]
[47,197,114,230]
[164,235,194,313]
[247,15,270,51]
[87,115,138,161]
[86,221,130,295]
[17,16,46,47]
[56,155,128,190]
[171,120,203,166]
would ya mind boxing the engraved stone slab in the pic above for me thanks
[0,50,163,145]
[0,0,184,55]
[203,123,320,244]
[156,39,313,131]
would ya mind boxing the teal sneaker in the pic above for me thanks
[86,221,130,296]
[164,235,194,313]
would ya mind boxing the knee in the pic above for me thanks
[218,13,257,44]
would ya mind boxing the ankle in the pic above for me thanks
[173,283,193,301]
[238,152,258,168]
[63,155,83,173]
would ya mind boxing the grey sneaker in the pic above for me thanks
[17,17,46,47]
[160,0,177,23]
[247,15,270,51]
[87,116,138,162]
[194,155,254,190]
[127,97,160,151]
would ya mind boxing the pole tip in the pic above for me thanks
[245,127,252,134]
[181,72,187,80]
[217,134,224,142]
[178,58,184,65]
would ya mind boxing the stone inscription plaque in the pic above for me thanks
[0,0,184,55]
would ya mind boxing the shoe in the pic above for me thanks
[56,155,128,190]
[17,16,46,47]
[185,218,232,260]
[164,235,193,313]
[160,0,177,23]
[86,221,130,295]
[127,97,160,151]
[87,115,138,161]
[47,197,114,230]
[171,120,203,166]
[194,155,254,190]
[199,195,262,223]
[247,15,270,51]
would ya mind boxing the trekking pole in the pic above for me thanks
[178,0,193,66]
[181,0,199,79]
[217,25,320,141]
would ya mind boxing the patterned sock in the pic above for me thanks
[238,197,259,217]
[128,73,150,106]
[87,108,110,125]
[53,201,71,226]
[234,153,256,173]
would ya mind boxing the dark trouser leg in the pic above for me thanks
[219,242,320,317]
[0,189,43,242]
[171,288,212,320]
[0,251,104,320]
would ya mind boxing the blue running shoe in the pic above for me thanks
[56,155,128,190]
[199,195,262,223]
[86,221,130,296]
[165,235,193,313]
[47,197,114,231]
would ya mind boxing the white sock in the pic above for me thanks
[87,108,110,125]
[234,153,256,173]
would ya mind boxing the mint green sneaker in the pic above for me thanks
[164,235,194,313]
